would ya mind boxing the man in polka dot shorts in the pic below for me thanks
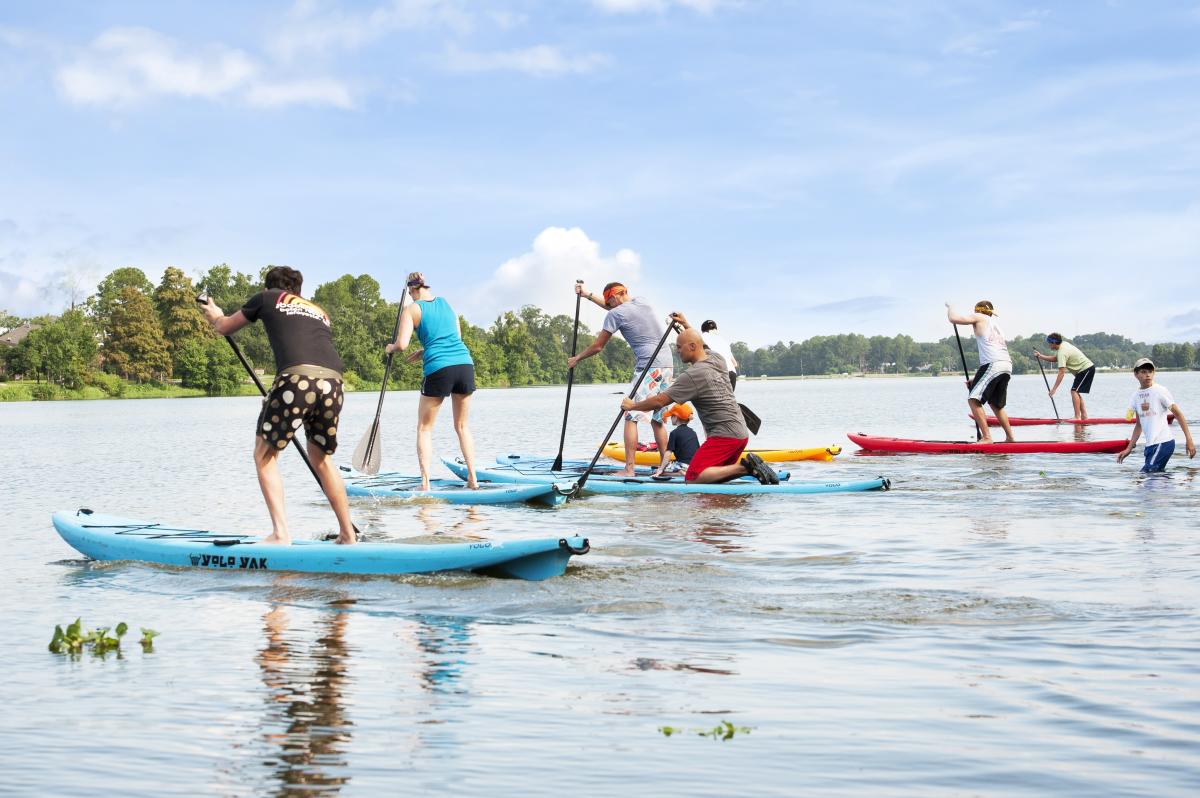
[202,266,357,545]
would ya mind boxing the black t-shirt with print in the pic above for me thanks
[240,289,344,374]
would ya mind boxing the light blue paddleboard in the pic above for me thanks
[444,458,888,496]
[340,467,571,506]
[52,510,589,580]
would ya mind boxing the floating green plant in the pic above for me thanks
[48,618,145,656]
[140,628,160,652]
[658,720,752,741]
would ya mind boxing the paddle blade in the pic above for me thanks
[351,424,383,475]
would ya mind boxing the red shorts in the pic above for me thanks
[685,436,749,481]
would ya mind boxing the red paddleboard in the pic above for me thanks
[980,415,1174,427]
[849,433,1130,455]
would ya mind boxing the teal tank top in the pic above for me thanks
[416,297,473,376]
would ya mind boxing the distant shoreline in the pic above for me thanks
[3,367,1195,403]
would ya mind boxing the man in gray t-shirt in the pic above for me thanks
[622,316,779,485]
[569,281,674,476]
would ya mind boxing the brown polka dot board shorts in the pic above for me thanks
[257,372,345,455]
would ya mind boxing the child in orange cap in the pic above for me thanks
[663,403,699,473]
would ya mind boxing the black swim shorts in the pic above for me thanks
[1070,365,1096,394]
[422,363,476,398]
[257,372,344,455]
[969,363,1011,409]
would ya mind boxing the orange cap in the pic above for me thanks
[664,403,693,421]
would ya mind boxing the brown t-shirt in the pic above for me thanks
[664,353,748,439]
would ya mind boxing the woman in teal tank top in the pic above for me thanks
[385,272,478,489]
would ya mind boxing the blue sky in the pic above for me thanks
[2,0,1199,345]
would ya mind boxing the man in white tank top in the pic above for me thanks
[947,300,1015,444]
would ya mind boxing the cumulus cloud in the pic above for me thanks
[55,27,355,109]
[592,0,721,13]
[467,227,642,323]
[444,44,608,77]
[268,0,471,61]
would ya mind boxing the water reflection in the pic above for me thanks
[257,593,353,796]
[413,504,487,539]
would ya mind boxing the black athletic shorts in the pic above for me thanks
[969,363,1010,409]
[728,371,738,390]
[1070,365,1096,394]
[257,372,344,455]
[422,363,476,398]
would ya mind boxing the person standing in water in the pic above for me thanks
[947,300,1016,444]
[1117,357,1195,472]
[386,272,478,490]
[202,266,357,545]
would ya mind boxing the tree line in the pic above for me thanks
[0,264,636,395]
[2,264,1196,398]
[731,331,1198,377]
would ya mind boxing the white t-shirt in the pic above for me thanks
[702,331,737,374]
[1130,383,1176,446]
[974,317,1010,365]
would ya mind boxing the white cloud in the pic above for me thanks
[592,0,721,13]
[467,227,642,323]
[943,10,1049,57]
[444,44,608,76]
[268,0,471,61]
[55,26,355,109]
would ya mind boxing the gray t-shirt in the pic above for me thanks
[664,353,748,439]
[602,297,673,372]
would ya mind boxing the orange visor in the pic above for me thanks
[603,284,625,304]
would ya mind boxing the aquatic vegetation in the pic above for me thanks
[49,618,127,655]
[48,619,159,656]
[658,720,752,741]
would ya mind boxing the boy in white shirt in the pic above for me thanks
[1117,358,1195,472]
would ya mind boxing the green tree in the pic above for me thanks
[198,263,272,371]
[25,310,98,389]
[88,267,154,331]
[153,266,210,373]
[102,286,172,382]
[311,274,396,383]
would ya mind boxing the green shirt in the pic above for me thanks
[1055,341,1093,374]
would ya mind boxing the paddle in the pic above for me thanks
[952,322,983,440]
[197,296,362,538]
[575,316,679,491]
[351,290,408,474]
[1034,352,1061,421]
[551,279,584,472]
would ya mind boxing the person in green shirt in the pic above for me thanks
[1033,333,1096,420]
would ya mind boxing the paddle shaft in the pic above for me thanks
[361,290,409,466]
[576,317,678,491]
[198,296,360,536]
[952,323,983,440]
[1035,353,1061,420]
[552,280,584,471]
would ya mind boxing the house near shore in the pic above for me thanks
[0,322,36,348]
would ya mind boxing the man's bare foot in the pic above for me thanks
[334,534,355,545]
[979,438,994,445]
[467,480,479,489]
[1004,437,1016,443]
[420,481,431,492]
[620,468,636,477]
[260,533,291,545]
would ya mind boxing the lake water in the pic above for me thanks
[3,372,1199,796]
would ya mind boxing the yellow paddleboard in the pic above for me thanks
[603,442,842,464]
